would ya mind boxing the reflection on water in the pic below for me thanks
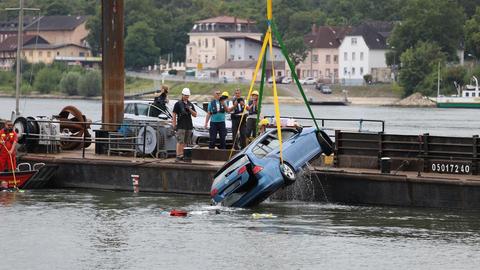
[1,189,479,270]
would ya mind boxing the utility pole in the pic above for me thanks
[6,0,39,118]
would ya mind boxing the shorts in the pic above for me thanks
[175,129,193,144]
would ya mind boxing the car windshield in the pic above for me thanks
[252,129,298,158]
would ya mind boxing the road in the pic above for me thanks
[126,71,342,101]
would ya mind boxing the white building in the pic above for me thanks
[221,36,284,62]
[339,22,394,85]
[185,16,262,75]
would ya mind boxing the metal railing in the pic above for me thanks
[264,115,385,134]
[23,119,160,159]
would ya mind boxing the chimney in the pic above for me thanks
[311,23,317,34]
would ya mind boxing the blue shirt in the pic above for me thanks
[208,100,226,123]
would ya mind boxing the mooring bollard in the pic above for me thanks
[131,174,139,193]
[380,157,391,174]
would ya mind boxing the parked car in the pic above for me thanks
[321,85,332,94]
[315,84,332,94]
[281,77,292,84]
[124,100,232,146]
[210,127,333,207]
[299,77,316,85]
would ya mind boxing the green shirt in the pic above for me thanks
[208,100,226,122]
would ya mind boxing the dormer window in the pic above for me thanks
[237,24,242,31]
[193,24,198,30]
[351,38,357,45]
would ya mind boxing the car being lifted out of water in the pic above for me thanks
[210,126,333,207]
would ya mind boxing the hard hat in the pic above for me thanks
[182,88,191,96]
[259,118,269,126]
[252,90,259,96]
[221,91,229,97]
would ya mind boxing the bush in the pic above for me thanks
[79,70,101,97]
[33,68,62,94]
[0,71,15,93]
[363,74,373,84]
[60,72,81,96]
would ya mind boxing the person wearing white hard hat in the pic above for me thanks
[172,88,197,162]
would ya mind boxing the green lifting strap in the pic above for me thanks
[256,50,268,134]
[271,21,320,131]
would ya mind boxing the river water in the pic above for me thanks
[1,97,480,269]
[1,189,479,270]
[1,97,478,137]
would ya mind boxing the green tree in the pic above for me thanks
[45,0,73,15]
[79,70,101,97]
[389,0,465,61]
[284,36,308,67]
[399,41,446,97]
[33,68,62,94]
[465,7,480,61]
[124,21,160,69]
[60,72,81,96]
[85,5,101,56]
[443,65,468,94]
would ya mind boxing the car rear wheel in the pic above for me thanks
[280,162,296,185]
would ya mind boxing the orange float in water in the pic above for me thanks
[170,209,187,217]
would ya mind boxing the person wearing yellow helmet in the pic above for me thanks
[258,118,270,134]
[245,90,260,139]
[205,89,231,149]
[229,88,247,149]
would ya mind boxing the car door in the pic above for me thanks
[282,128,321,170]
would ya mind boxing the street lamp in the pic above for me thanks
[468,53,477,68]
[309,39,314,78]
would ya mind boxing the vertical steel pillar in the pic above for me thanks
[102,0,124,130]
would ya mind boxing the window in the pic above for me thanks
[136,104,149,116]
[326,69,330,77]
[79,52,84,57]
[352,52,356,61]
[237,24,242,31]
[212,38,215,48]
[124,104,135,114]
[466,92,470,97]
[344,52,348,61]
[334,55,338,64]
[189,47,192,56]
[344,67,347,75]
[360,67,364,75]
[204,55,208,63]
[198,39,201,47]
[313,70,318,78]
[252,130,298,158]
[360,52,364,61]
[352,67,356,75]
[313,55,319,63]
[351,38,357,45]
[57,51,60,56]
[205,38,208,48]
[325,55,330,64]
[38,51,43,57]
[249,55,253,59]
[212,55,215,60]
[334,69,338,77]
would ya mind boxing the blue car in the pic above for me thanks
[210,127,333,207]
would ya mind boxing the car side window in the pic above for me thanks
[125,104,135,114]
[136,104,149,116]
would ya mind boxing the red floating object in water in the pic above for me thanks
[170,209,188,217]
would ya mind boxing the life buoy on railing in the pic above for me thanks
[136,125,157,155]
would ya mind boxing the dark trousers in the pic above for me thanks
[246,117,257,138]
[209,121,227,149]
[231,115,247,149]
